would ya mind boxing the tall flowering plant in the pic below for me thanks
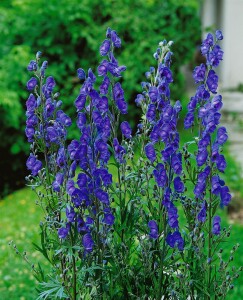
[20,28,242,299]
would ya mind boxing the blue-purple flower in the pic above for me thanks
[148,220,159,239]
[193,63,206,83]
[173,176,184,193]
[166,231,184,251]
[27,60,37,71]
[212,216,221,235]
[27,77,38,91]
[145,143,156,163]
[77,68,86,80]
[120,121,132,138]
[82,233,94,252]
[26,154,42,176]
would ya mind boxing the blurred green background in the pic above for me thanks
[1,0,243,299]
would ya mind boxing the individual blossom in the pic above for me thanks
[201,33,214,55]
[211,95,223,111]
[171,153,182,175]
[194,166,210,199]
[197,201,207,222]
[206,70,218,93]
[216,127,228,145]
[146,104,156,122]
[103,208,115,225]
[193,63,206,83]
[111,30,121,48]
[77,173,88,188]
[148,86,158,103]
[26,94,37,113]
[159,64,173,83]
[95,188,109,205]
[113,82,128,114]
[135,94,144,107]
[207,45,224,67]
[196,84,210,101]
[216,30,223,40]
[58,224,70,239]
[77,68,86,80]
[215,154,227,172]
[167,202,179,229]
[113,138,126,163]
[196,148,208,167]
[75,94,87,111]
[27,60,37,72]
[66,206,76,223]
[52,172,64,192]
[100,76,110,95]
[82,233,94,252]
[100,39,111,56]
[77,112,87,130]
[220,186,232,207]
[148,220,159,239]
[211,175,223,195]
[120,121,132,138]
[166,231,184,251]
[173,176,184,193]
[26,77,38,91]
[56,110,72,127]
[184,112,194,129]
[153,163,167,187]
[144,143,156,163]
[212,216,221,235]
[26,154,42,176]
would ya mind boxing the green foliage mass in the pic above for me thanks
[0,0,200,196]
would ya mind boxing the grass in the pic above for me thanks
[0,188,47,299]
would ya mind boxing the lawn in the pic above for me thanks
[0,188,47,299]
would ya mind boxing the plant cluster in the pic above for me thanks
[21,28,241,299]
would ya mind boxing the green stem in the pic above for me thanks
[207,140,213,299]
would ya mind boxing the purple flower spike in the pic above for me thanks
[148,220,159,239]
[120,121,132,138]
